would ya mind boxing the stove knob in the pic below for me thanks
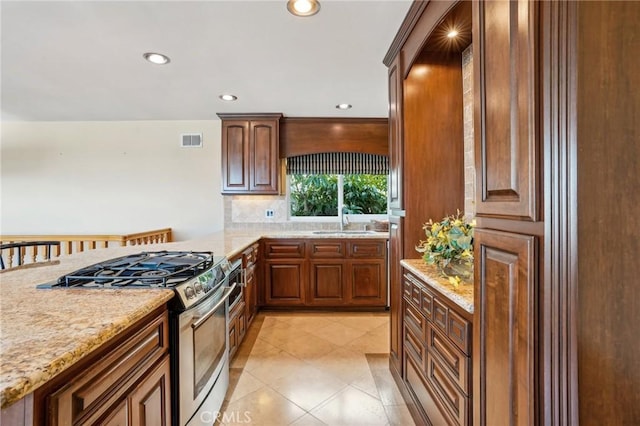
[184,286,195,299]
[194,282,203,294]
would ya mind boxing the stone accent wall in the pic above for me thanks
[462,45,475,219]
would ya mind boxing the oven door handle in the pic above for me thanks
[191,283,237,329]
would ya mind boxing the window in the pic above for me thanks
[289,174,388,218]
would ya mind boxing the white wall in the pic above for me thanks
[0,120,224,241]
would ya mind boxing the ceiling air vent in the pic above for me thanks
[181,133,202,148]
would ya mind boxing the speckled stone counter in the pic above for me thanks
[400,259,474,314]
[0,229,387,409]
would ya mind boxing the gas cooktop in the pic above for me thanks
[37,251,232,309]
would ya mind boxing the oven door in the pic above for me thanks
[177,283,236,426]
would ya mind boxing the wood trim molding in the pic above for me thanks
[280,117,388,157]
[383,1,428,66]
[216,113,283,120]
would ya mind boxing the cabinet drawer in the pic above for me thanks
[404,323,426,368]
[405,354,452,426]
[426,351,470,426]
[427,324,470,394]
[348,241,385,258]
[420,287,434,321]
[404,300,426,340]
[48,312,169,424]
[263,241,305,258]
[448,309,471,355]
[403,272,422,308]
[309,241,345,258]
[433,298,448,334]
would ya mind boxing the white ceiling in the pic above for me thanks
[1,0,411,121]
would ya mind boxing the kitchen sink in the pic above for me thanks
[311,230,378,235]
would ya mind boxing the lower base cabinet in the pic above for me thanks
[400,267,472,426]
[36,307,171,426]
[228,300,247,359]
[262,238,388,308]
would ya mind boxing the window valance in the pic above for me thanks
[286,152,389,175]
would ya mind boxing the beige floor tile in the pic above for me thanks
[270,364,347,411]
[222,387,306,426]
[289,413,328,426]
[309,347,372,384]
[384,404,416,426]
[226,370,266,404]
[248,350,309,384]
[307,321,368,346]
[350,371,381,400]
[278,333,339,361]
[259,325,315,348]
[243,343,282,372]
[327,315,389,332]
[280,315,335,333]
[344,331,390,354]
[310,386,389,426]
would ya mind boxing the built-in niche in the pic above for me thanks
[402,0,473,257]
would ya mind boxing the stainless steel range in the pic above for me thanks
[38,251,242,426]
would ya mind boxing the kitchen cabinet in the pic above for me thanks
[473,228,536,426]
[473,0,539,221]
[218,113,283,195]
[228,297,246,359]
[243,243,260,326]
[402,267,472,426]
[388,215,403,376]
[388,54,403,211]
[262,238,387,308]
[34,307,171,426]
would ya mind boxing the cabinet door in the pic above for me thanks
[264,261,306,306]
[389,215,403,375]
[473,0,539,220]
[249,120,279,194]
[221,120,250,193]
[474,229,536,426]
[244,264,257,324]
[129,355,171,426]
[388,54,404,210]
[308,261,347,306]
[348,260,386,306]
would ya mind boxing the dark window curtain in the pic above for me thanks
[286,152,389,175]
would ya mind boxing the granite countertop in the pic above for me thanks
[0,229,388,409]
[400,259,474,314]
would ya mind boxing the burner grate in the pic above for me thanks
[48,251,214,288]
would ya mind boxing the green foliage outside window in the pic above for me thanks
[290,174,387,217]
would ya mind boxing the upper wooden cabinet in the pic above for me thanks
[388,54,403,211]
[473,0,540,220]
[218,113,283,195]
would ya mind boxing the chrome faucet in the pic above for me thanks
[340,206,349,231]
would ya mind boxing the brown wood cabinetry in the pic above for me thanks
[388,216,404,376]
[402,267,472,426]
[474,229,536,426]
[243,243,260,326]
[388,54,403,211]
[218,113,283,195]
[262,238,387,308]
[33,308,171,426]
[473,0,539,220]
[388,1,640,424]
[228,298,246,359]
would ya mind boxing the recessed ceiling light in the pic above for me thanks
[336,103,352,110]
[219,94,238,101]
[447,30,459,38]
[143,52,170,65]
[287,0,320,17]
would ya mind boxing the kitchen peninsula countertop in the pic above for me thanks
[400,259,474,314]
[0,229,388,409]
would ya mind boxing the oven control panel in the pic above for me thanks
[175,258,231,309]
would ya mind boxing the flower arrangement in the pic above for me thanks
[415,210,475,288]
